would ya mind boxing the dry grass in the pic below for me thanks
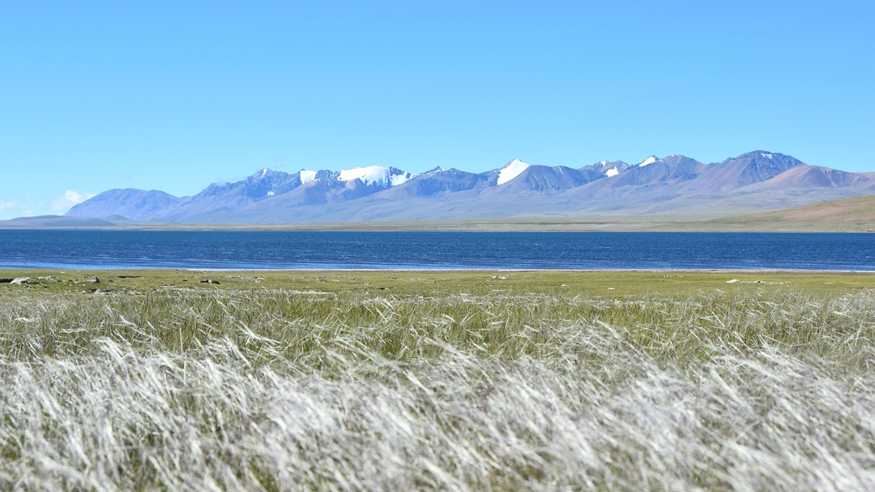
[0,283,873,490]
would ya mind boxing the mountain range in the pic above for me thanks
[60,151,875,225]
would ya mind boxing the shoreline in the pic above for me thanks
[1,225,874,233]
[4,268,871,297]
[2,266,875,274]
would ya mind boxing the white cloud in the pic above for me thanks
[51,190,95,213]
[0,200,22,220]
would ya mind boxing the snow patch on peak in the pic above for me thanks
[390,172,412,186]
[760,152,774,159]
[497,159,530,185]
[605,167,620,177]
[299,170,318,185]
[639,156,658,167]
[251,168,272,179]
[339,166,385,184]
[267,191,275,197]
[339,166,411,187]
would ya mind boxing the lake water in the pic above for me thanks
[0,230,872,271]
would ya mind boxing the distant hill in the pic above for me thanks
[67,189,181,221]
[691,195,875,232]
[55,150,875,225]
[0,215,118,228]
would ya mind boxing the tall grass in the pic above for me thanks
[0,288,873,490]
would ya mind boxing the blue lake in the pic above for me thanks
[0,230,873,271]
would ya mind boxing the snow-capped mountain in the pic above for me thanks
[338,166,413,187]
[65,151,875,224]
[586,160,630,179]
[496,159,530,185]
[299,169,318,185]
[639,155,659,167]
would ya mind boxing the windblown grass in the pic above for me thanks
[0,277,873,490]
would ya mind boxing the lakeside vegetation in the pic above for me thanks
[1,270,873,489]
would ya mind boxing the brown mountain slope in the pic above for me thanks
[690,195,875,231]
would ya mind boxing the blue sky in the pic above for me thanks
[2,1,874,218]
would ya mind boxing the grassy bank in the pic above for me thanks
[0,271,873,489]
[2,268,874,296]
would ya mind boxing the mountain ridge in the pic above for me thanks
[64,151,875,225]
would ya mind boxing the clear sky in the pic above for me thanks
[2,1,874,218]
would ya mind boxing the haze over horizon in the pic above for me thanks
[2,1,874,219]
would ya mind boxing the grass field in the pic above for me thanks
[1,270,873,490]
